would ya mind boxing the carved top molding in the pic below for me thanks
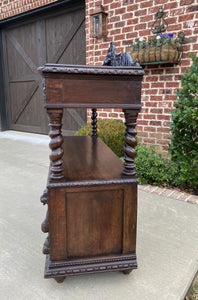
[38,64,144,76]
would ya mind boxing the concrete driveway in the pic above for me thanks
[0,131,198,300]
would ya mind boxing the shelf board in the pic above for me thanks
[47,136,137,187]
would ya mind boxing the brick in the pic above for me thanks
[140,15,154,23]
[157,115,171,121]
[151,69,164,75]
[159,75,173,81]
[180,0,194,5]
[145,76,159,82]
[150,108,163,114]
[154,0,168,4]
[110,29,121,35]
[135,9,147,16]
[122,13,133,20]
[97,113,108,118]
[144,126,156,132]
[122,26,134,33]
[145,101,158,107]
[151,82,165,88]
[110,2,121,10]
[166,82,180,88]
[164,2,178,10]
[109,113,118,118]
[110,16,120,22]
[188,5,198,12]
[115,8,126,15]
[143,114,156,120]
[126,17,139,26]
[149,120,162,126]
[193,44,198,50]
[140,1,153,8]
[126,32,138,39]
[179,14,194,22]
[127,4,139,12]
[165,68,180,75]
[115,21,125,28]
[186,36,197,43]
[168,24,182,31]
[157,127,170,133]
[137,120,149,126]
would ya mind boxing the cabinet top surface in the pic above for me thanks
[38,63,144,76]
[48,136,137,188]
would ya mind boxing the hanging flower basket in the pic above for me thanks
[131,33,184,65]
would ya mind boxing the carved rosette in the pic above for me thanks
[91,108,98,137]
[47,109,64,181]
[122,109,139,177]
[40,188,50,255]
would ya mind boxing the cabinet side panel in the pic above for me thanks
[66,189,123,258]
[123,183,137,254]
[48,189,67,260]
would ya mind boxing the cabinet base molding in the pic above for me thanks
[44,254,137,279]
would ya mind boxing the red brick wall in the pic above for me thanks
[86,0,198,154]
[0,0,57,20]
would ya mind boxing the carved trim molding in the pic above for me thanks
[38,64,144,76]
[45,254,137,278]
[47,177,138,189]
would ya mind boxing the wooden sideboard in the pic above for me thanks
[39,61,144,283]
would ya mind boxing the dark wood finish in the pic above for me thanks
[122,109,139,177]
[55,276,66,283]
[40,61,143,281]
[123,270,132,275]
[91,108,97,137]
[47,108,64,181]
[1,3,86,134]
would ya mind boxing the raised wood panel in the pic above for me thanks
[66,189,123,258]
[45,77,141,106]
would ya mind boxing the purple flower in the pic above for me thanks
[167,33,174,38]
[160,34,165,38]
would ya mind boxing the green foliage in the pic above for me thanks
[135,145,183,187]
[75,119,125,157]
[169,54,198,187]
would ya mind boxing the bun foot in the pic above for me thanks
[123,269,132,275]
[54,276,66,283]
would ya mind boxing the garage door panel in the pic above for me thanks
[4,5,86,134]
[15,88,41,127]
[7,22,39,68]
[46,9,85,64]
[9,81,40,127]
[59,21,86,65]
[6,37,34,78]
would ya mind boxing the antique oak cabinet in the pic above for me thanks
[39,60,144,283]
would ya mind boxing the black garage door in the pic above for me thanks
[1,0,86,135]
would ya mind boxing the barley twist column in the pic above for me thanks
[122,109,139,177]
[91,108,98,137]
[47,108,64,181]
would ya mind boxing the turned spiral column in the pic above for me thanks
[91,108,98,137]
[122,109,139,177]
[47,108,64,181]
